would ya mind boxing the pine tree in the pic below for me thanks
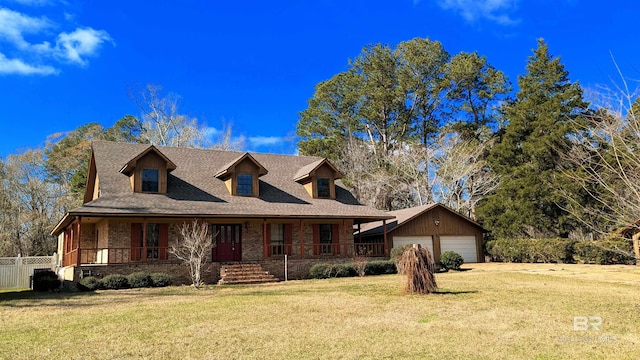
[477,39,588,238]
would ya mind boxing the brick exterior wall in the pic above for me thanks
[242,221,263,261]
[68,218,366,284]
[79,224,95,248]
[75,262,222,286]
[109,221,132,249]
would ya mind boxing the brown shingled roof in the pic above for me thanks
[52,141,391,234]
[355,203,484,236]
[213,152,268,179]
[293,158,342,182]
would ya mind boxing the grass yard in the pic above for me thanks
[1,263,638,359]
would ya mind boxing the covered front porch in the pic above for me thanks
[58,216,390,267]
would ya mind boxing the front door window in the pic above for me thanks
[212,224,242,261]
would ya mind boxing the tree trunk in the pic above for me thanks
[633,233,640,266]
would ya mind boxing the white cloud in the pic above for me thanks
[248,136,283,147]
[0,7,52,49]
[0,52,57,75]
[435,0,520,25]
[0,6,113,75]
[8,0,53,6]
[202,126,222,138]
[53,28,114,65]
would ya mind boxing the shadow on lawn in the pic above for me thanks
[0,287,191,308]
[433,289,478,295]
[0,289,99,306]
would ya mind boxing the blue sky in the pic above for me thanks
[0,0,638,157]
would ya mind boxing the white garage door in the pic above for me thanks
[392,236,434,259]
[440,235,478,263]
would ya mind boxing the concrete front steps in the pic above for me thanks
[218,263,279,285]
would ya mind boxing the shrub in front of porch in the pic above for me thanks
[78,276,102,291]
[150,273,173,287]
[309,260,397,279]
[127,272,152,288]
[309,263,357,279]
[102,274,129,290]
[364,260,397,275]
[78,272,173,291]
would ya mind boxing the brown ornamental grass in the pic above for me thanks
[397,244,438,294]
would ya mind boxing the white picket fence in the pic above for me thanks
[0,255,57,289]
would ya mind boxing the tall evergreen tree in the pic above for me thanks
[297,72,362,160]
[477,39,588,238]
[446,51,511,140]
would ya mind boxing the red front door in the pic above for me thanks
[212,225,242,261]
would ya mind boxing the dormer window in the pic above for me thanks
[142,169,159,192]
[237,174,253,196]
[214,153,268,197]
[317,178,330,198]
[119,145,176,194]
[294,158,343,200]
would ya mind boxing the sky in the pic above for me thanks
[0,0,639,158]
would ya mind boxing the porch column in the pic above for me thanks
[263,219,268,259]
[342,219,348,256]
[383,219,388,256]
[299,219,305,258]
[142,219,147,263]
[76,218,81,266]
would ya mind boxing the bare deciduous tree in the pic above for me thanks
[0,150,69,256]
[170,220,214,288]
[133,84,208,148]
[431,133,500,219]
[559,84,640,262]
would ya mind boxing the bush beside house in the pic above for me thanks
[440,251,464,271]
[77,272,173,291]
[486,238,635,265]
[309,260,397,279]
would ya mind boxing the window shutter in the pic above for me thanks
[131,223,141,261]
[332,224,340,255]
[284,224,293,256]
[266,223,271,257]
[159,224,169,260]
[312,224,320,255]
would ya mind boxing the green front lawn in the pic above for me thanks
[1,263,638,359]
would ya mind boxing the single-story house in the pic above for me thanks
[52,141,393,284]
[354,203,486,264]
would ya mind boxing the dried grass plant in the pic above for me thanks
[397,244,437,294]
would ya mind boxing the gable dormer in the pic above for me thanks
[294,158,343,200]
[119,145,176,194]
[214,153,268,197]
[84,150,99,204]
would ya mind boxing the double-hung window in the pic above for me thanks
[237,174,253,196]
[270,224,285,255]
[142,169,159,192]
[317,178,330,198]
[319,224,333,254]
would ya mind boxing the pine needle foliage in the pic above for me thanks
[397,244,438,294]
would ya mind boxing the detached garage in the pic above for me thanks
[355,203,485,263]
